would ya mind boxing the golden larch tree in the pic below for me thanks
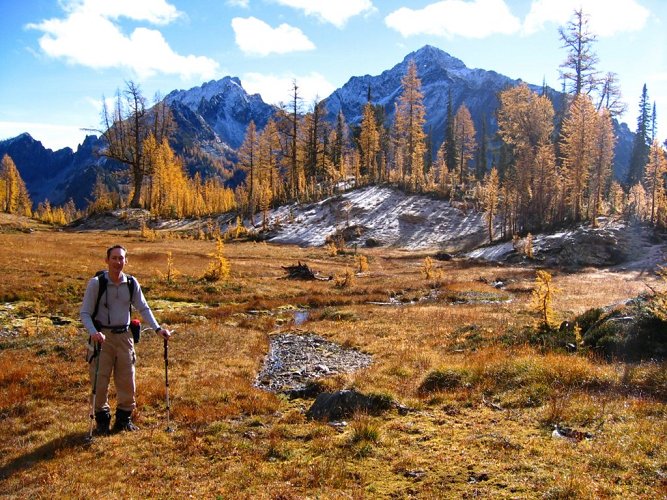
[452,104,476,185]
[481,167,500,242]
[532,270,559,329]
[560,94,598,222]
[589,108,615,226]
[644,140,667,225]
[0,154,32,216]
[144,135,188,218]
[359,102,380,183]
[393,60,427,191]
[497,83,556,230]
[258,119,283,204]
[238,120,260,221]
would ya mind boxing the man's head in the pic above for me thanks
[106,245,127,274]
[106,244,127,259]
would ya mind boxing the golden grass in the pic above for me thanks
[0,226,665,498]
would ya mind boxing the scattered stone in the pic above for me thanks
[328,420,348,431]
[551,424,593,442]
[404,470,426,480]
[468,472,490,483]
[482,396,503,411]
[49,316,72,326]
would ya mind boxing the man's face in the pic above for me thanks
[106,248,127,273]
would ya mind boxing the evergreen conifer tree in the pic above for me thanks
[627,84,652,186]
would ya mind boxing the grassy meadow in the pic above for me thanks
[0,217,665,498]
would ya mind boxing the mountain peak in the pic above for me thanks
[409,45,467,70]
[164,75,275,151]
[2,132,37,147]
[165,76,246,109]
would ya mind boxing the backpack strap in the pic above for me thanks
[126,275,136,312]
[92,271,107,330]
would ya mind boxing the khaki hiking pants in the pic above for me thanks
[90,329,136,413]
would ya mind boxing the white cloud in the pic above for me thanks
[232,17,315,56]
[273,0,375,28]
[27,0,218,80]
[69,0,181,25]
[385,0,521,38]
[523,0,650,36]
[226,0,250,7]
[241,72,335,106]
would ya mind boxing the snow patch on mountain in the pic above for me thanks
[166,77,247,109]
[165,76,275,150]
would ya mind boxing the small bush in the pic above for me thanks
[355,254,369,273]
[318,307,358,321]
[334,268,355,288]
[418,369,466,395]
[575,307,604,332]
[350,414,381,444]
[203,237,230,282]
[528,323,575,351]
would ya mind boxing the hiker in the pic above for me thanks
[80,244,171,434]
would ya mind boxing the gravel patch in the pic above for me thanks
[255,332,372,394]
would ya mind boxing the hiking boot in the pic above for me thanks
[94,410,111,436]
[113,409,139,432]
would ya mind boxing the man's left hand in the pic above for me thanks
[157,328,172,340]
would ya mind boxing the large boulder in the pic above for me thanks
[569,294,667,361]
[306,390,393,421]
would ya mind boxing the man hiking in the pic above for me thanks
[80,244,171,435]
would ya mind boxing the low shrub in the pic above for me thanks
[418,369,467,395]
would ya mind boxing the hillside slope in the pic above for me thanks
[263,185,488,252]
[67,184,666,271]
[261,186,666,271]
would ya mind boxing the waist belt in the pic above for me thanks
[100,325,129,334]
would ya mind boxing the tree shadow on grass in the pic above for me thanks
[0,432,89,480]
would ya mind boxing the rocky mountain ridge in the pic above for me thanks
[1,45,635,209]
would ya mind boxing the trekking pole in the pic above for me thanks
[164,338,174,432]
[87,342,101,442]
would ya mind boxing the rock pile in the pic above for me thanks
[255,332,372,394]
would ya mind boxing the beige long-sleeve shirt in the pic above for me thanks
[80,271,160,335]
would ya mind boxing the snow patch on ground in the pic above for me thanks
[265,185,489,251]
[466,241,514,261]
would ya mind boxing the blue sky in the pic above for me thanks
[0,0,665,151]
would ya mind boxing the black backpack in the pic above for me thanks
[91,270,136,331]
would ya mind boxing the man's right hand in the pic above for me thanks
[91,332,106,344]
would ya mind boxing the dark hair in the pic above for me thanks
[106,245,127,259]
